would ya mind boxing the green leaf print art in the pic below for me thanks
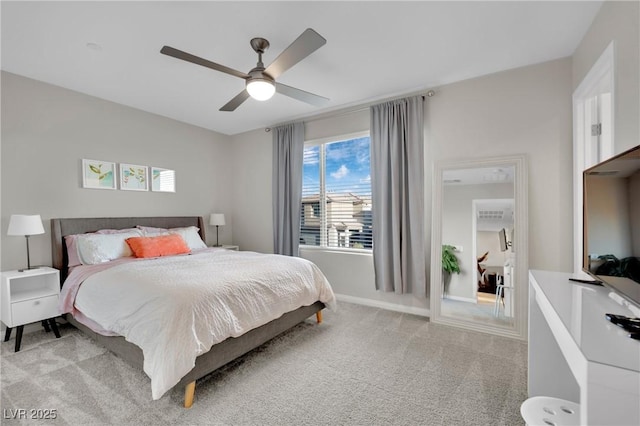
[83,159,116,189]
[120,163,149,191]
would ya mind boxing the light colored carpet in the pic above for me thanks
[1,302,527,425]
[441,296,513,328]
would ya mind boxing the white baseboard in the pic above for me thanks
[444,294,476,303]
[335,293,430,317]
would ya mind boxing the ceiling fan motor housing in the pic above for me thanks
[247,68,274,84]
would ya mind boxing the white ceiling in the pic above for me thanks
[443,166,514,185]
[443,167,514,231]
[1,1,602,136]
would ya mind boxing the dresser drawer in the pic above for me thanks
[11,295,59,326]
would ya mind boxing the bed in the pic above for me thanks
[51,216,334,408]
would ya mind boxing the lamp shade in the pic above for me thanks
[7,214,45,236]
[209,213,226,226]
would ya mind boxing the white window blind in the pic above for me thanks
[301,134,372,250]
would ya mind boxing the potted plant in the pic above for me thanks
[442,244,461,295]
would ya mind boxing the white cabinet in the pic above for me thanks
[1,267,61,351]
[529,270,640,425]
[211,245,239,251]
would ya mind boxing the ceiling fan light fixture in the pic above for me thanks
[246,78,275,101]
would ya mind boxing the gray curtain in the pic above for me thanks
[370,96,426,295]
[272,122,305,256]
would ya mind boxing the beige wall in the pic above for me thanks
[230,128,273,254]
[1,72,234,270]
[573,0,640,154]
[429,58,574,273]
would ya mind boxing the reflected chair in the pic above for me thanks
[494,275,513,316]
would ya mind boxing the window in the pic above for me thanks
[301,133,372,250]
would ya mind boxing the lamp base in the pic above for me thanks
[18,266,40,273]
[212,244,222,247]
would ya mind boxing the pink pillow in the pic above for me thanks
[65,228,140,267]
[126,234,191,258]
[64,234,83,267]
[136,225,168,235]
[96,228,138,235]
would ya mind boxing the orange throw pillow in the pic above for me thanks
[126,234,191,258]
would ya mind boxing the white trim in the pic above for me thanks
[573,41,615,110]
[471,201,478,301]
[319,143,327,247]
[430,154,528,341]
[572,41,616,274]
[299,246,372,256]
[335,293,430,317]
[444,295,476,303]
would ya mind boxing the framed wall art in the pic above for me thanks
[119,163,149,191]
[151,167,176,192]
[82,159,117,190]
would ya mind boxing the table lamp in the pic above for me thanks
[7,214,45,272]
[209,213,225,247]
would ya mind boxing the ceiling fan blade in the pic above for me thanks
[220,90,251,112]
[264,28,326,79]
[161,46,249,80]
[276,83,329,107]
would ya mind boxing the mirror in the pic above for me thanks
[430,155,528,340]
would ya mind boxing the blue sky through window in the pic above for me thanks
[303,136,371,195]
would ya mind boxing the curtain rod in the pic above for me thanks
[265,89,435,132]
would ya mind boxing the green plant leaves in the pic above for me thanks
[442,244,461,274]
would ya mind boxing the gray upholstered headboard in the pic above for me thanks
[51,216,205,284]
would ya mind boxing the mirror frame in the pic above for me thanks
[430,154,528,341]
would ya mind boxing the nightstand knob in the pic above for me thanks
[34,301,40,306]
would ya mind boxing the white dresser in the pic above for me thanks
[528,270,640,425]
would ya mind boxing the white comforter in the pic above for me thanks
[64,249,336,399]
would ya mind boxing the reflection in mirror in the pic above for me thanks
[151,167,176,192]
[430,155,528,340]
[441,169,514,327]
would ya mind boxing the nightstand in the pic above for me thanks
[1,267,61,352]
[210,245,239,251]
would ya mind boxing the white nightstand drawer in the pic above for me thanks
[11,295,59,326]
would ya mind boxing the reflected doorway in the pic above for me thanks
[473,198,515,326]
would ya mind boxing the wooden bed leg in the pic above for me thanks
[316,310,323,324]
[184,381,196,408]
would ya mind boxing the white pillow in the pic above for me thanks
[77,230,142,264]
[168,226,207,250]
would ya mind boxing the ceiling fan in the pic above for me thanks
[161,28,329,112]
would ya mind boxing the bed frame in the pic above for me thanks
[51,216,324,408]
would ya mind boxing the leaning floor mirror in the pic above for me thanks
[430,154,528,340]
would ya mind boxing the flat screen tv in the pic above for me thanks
[583,144,640,307]
[499,228,508,252]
